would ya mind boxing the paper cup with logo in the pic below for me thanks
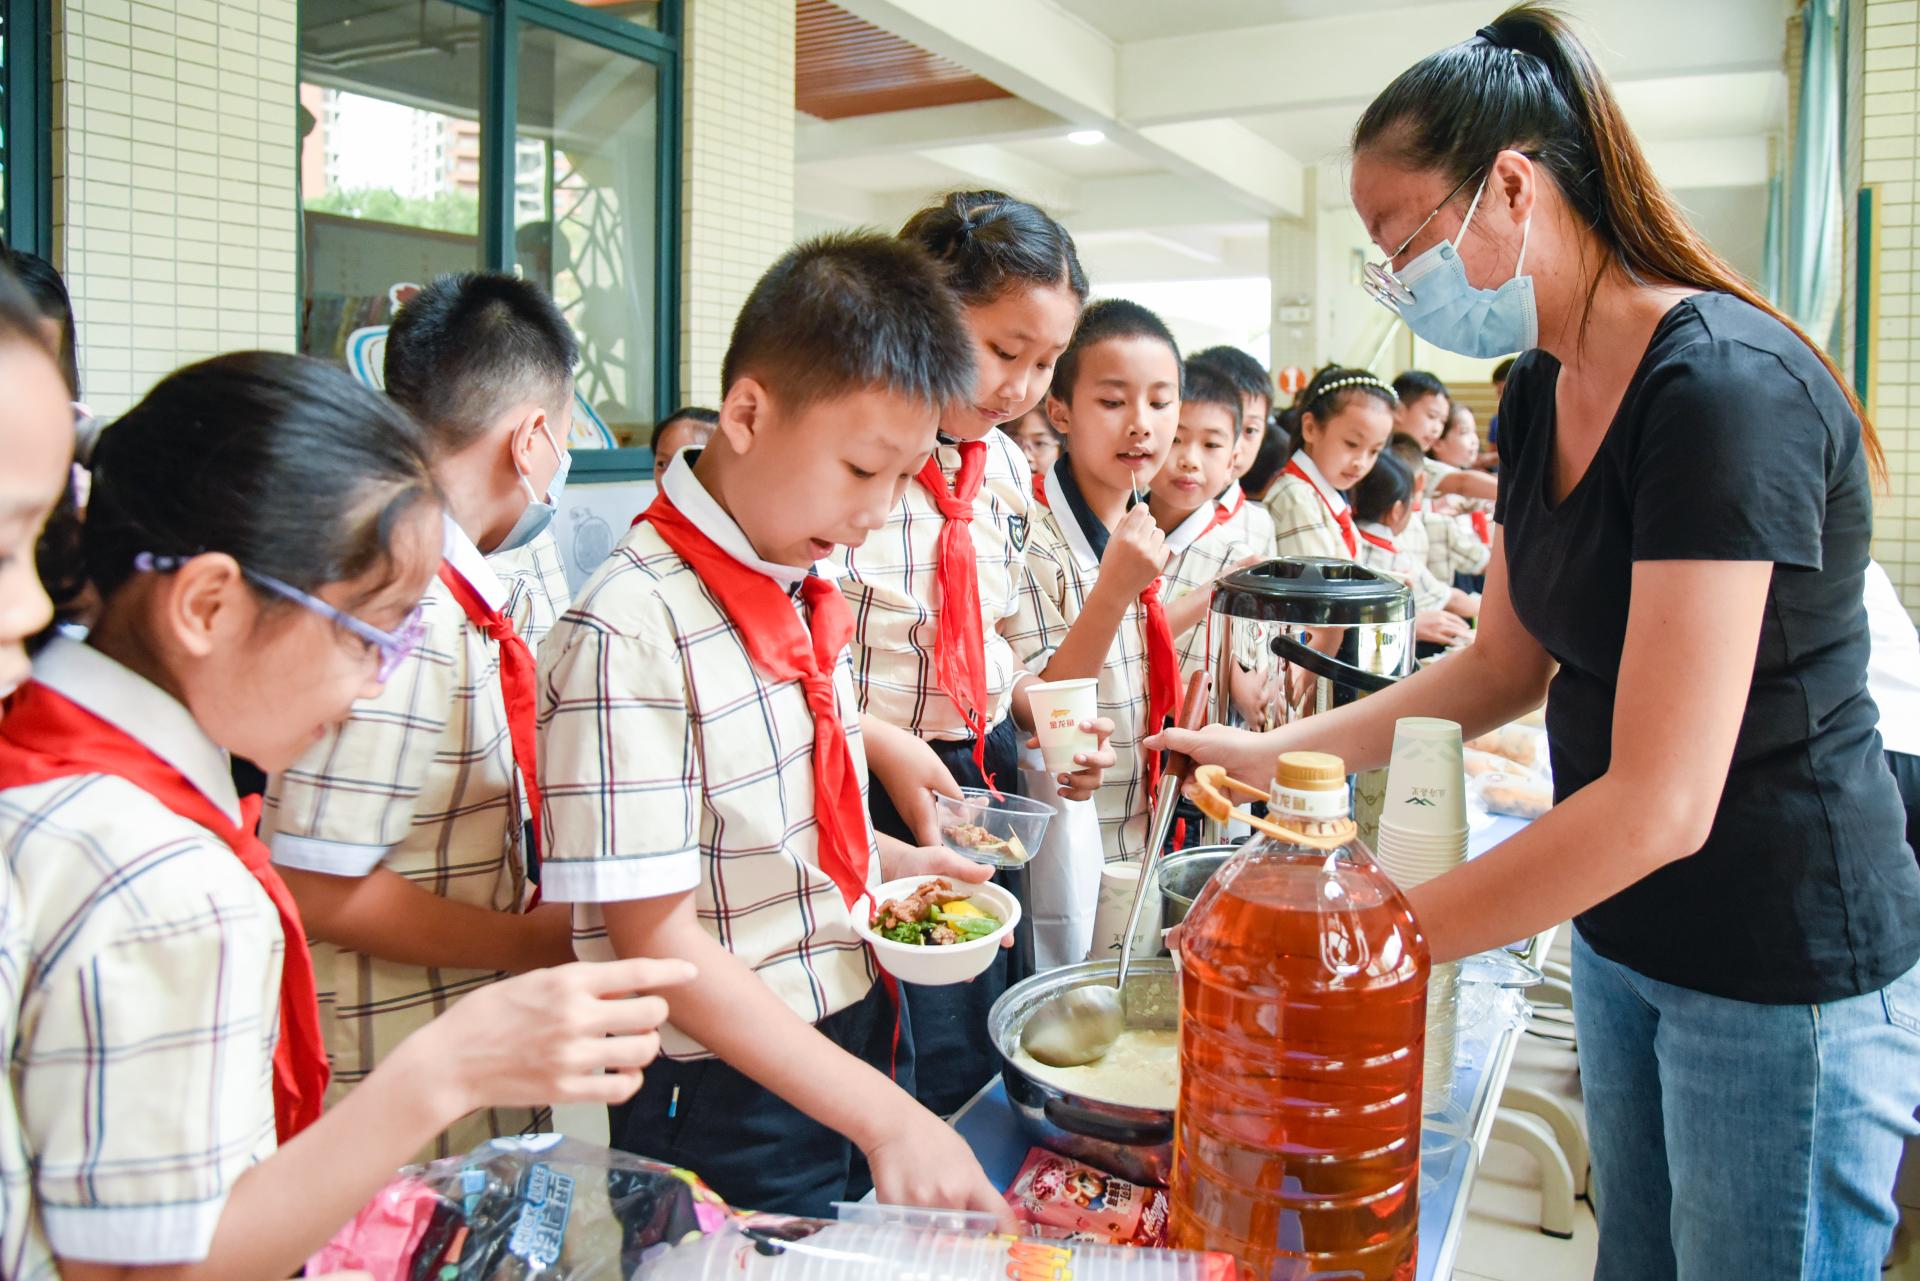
[1087,859,1162,962]
[1026,678,1099,775]
[1383,716,1470,836]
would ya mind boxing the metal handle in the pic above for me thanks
[1270,632,1400,694]
[1116,671,1212,992]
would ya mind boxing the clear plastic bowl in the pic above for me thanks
[933,787,1053,868]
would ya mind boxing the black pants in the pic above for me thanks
[867,716,1029,1118]
[607,982,912,1218]
[1891,749,1920,864]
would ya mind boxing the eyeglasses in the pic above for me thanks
[247,571,427,683]
[1361,168,1484,311]
[132,551,426,682]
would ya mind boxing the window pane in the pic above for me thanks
[1,2,11,233]
[565,1,661,31]
[515,24,660,447]
[298,0,484,367]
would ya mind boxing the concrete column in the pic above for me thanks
[678,0,796,408]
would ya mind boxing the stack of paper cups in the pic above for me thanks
[1377,717,1470,1110]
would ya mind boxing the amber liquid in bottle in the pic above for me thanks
[1171,753,1429,1280]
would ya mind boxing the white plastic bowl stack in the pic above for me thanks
[1376,717,1471,1111]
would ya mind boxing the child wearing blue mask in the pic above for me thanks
[263,273,580,1159]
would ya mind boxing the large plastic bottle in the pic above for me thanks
[1171,751,1430,1280]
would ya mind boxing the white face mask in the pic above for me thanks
[493,422,571,553]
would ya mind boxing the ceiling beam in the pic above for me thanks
[797,99,1070,163]
[917,143,1082,213]
[1115,0,1788,126]
[833,0,1306,218]
[1645,136,1772,189]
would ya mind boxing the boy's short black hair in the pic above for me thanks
[1188,345,1273,412]
[1016,404,1061,442]
[1392,369,1450,409]
[1386,432,1428,475]
[1179,359,1241,430]
[660,405,719,431]
[722,232,974,414]
[1350,449,1413,525]
[385,271,579,451]
[1050,298,1181,405]
[1492,357,1517,385]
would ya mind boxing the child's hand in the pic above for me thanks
[864,1108,1018,1231]
[1099,504,1169,598]
[864,718,964,847]
[427,956,696,1115]
[1027,716,1117,802]
[879,838,992,887]
[1416,609,1472,646]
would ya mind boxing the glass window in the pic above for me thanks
[2,1,11,235]
[514,23,660,447]
[297,0,485,365]
[566,1,661,30]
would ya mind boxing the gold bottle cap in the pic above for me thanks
[1275,751,1346,791]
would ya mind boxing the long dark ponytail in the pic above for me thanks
[1353,3,1884,483]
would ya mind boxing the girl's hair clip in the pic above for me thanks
[132,551,191,573]
[1310,374,1399,403]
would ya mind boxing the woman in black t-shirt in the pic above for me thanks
[1156,8,1920,1279]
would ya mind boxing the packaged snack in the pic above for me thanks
[1465,724,1546,771]
[1471,770,1554,821]
[310,1135,730,1281]
[1004,1149,1170,1247]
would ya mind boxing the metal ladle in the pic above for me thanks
[1020,670,1210,1069]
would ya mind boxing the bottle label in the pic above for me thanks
[1271,783,1348,821]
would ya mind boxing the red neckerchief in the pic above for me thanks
[634,494,900,1073]
[1283,459,1357,556]
[635,496,870,909]
[438,561,543,890]
[1032,471,1047,504]
[1033,479,1180,803]
[1357,527,1397,554]
[0,680,329,1141]
[1470,510,1492,545]
[914,444,993,785]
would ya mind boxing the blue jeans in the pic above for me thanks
[1574,928,1920,1280]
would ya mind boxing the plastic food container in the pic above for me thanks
[933,787,1053,868]
[855,877,1019,986]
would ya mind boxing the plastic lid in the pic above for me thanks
[1276,751,1346,790]
[1208,556,1413,625]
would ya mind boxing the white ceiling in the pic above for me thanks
[800,0,1793,286]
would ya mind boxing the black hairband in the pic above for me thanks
[1476,24,1504,47]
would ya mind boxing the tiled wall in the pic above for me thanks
[1860,0,1920,619]
[677,0,795,409]
[53,0,300,418]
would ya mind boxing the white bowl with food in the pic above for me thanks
[855,876,1020,986]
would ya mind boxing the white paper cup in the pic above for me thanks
[1026,678,1099,775]
[1384,717,1470,836]
[1087,859,1161,962]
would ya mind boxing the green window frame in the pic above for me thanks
[2,0,53,257]
[302,0,680,455]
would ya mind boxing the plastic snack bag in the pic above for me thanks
[1004,1149,1171,1247]
[310,1135,730,1281]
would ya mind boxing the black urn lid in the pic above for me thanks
[1209,556,1413,626]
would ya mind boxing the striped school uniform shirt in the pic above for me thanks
[1355,521,1452,612]
[536,454,880,1060]
[1007,461,1158,863]
[1162,497,1259,684]
[0,640,279,1266]
[262,516,543,1158]
[1420,505,1492,583]
[1217,483,1278,560]
[1263,453,1354,562]
[492,526,574,649]
[0,860,51,1281]
[835,427,1042,740]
